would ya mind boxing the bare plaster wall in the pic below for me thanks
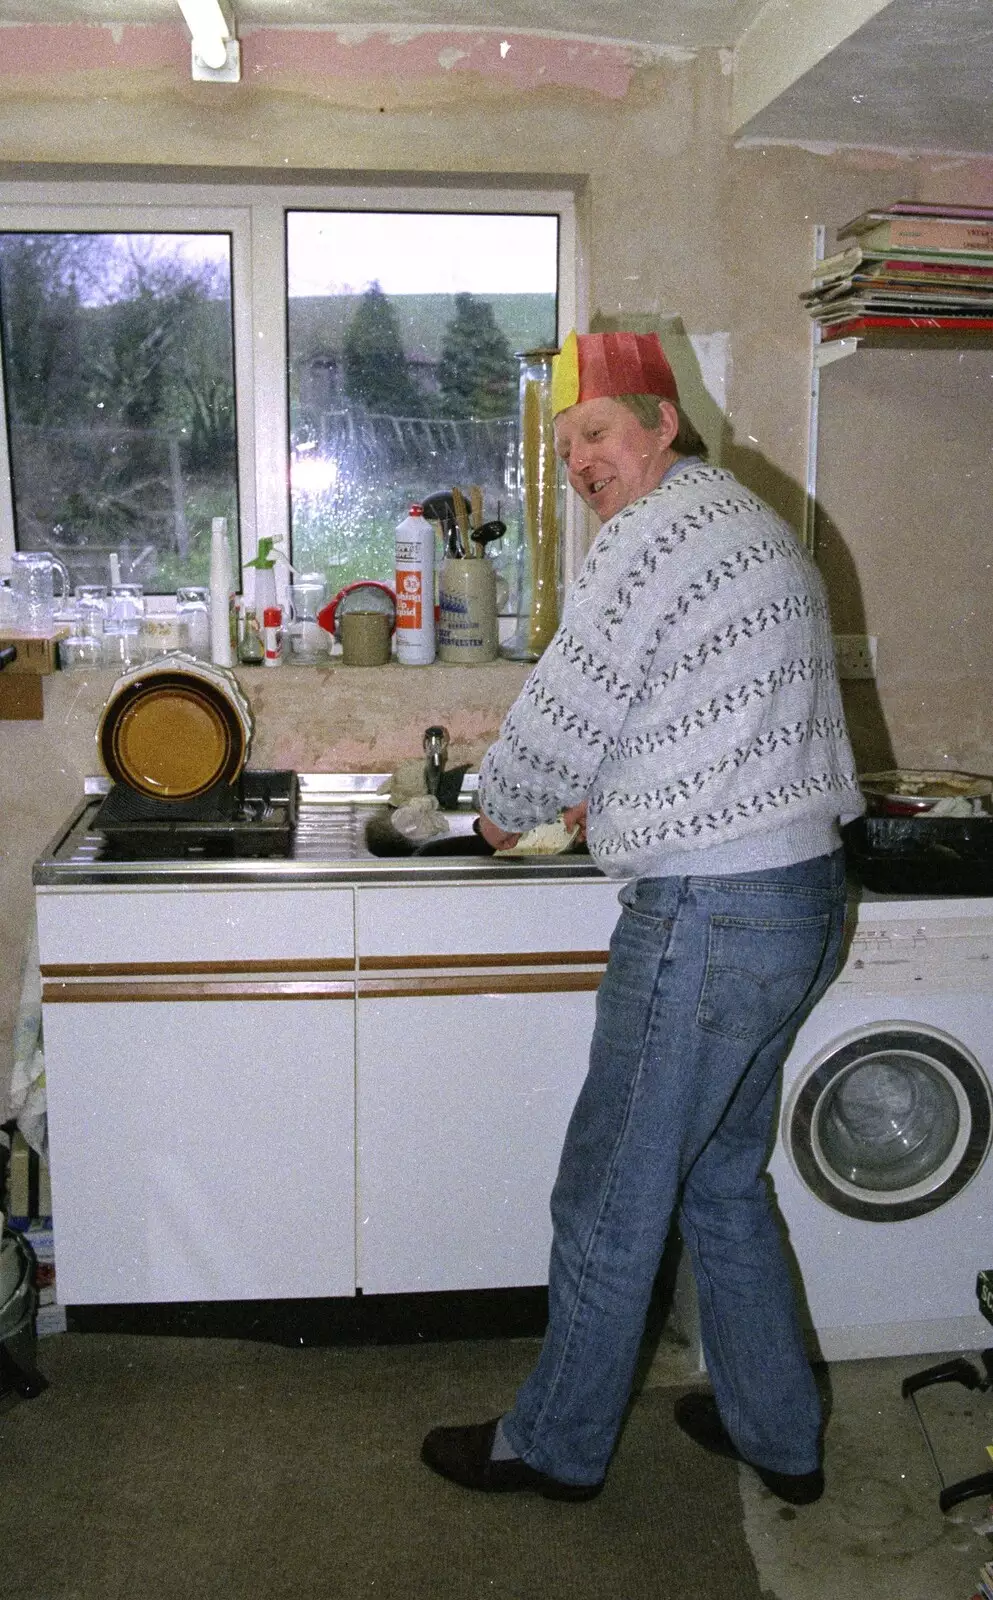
[1,25,992,1084]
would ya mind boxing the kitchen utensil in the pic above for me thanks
[437,554,498,664]
[860,769,993,817]
[452,486,472,557]
[340,610,392,666]
[176,586,211,659]
[287,573,327,663]
[470,519,506,552]
[10,550,70,634]
[74,583,109,636]
[101,616,143,670]
[421,492,460,556]
[843,813,993,894]
[319,581,397,644]
[56,607,102,670]
[92,769,299,859]
[110,582,145,621]
[98,655,253,800]
[469,485,483,532]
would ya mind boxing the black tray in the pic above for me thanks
[94,770,299,859]
[843,814,993,894]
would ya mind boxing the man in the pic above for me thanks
[421,330,863,1505]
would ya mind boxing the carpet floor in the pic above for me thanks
[0,1331,763,1600]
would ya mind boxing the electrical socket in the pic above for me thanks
[833,633,877,680]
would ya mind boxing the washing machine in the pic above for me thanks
[769,890,993,1361]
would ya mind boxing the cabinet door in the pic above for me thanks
[355,879,618,1295]
[357,987,596,1294]
[43,997,355,1305]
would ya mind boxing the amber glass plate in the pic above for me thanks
[99,673,246,799]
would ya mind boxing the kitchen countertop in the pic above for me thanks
[33,773,610,888]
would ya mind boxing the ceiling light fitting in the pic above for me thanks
[177,0,240,83]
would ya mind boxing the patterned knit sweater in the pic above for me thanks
[479,461,864,881]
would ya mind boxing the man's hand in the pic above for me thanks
[476,813,522,851]
[562,800,588,841]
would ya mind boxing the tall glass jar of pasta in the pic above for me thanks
[503,348,564,662]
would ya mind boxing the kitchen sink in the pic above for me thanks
[36,771,602,883]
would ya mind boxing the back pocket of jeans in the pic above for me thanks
[696,913,831,1043]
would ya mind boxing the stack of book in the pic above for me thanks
[802,200,993,341]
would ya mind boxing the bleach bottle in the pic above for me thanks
[394,505,435,665]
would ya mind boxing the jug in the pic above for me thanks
[287,573,327,663]
[10,550,70,635]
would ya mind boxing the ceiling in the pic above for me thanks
[5,0,993,158]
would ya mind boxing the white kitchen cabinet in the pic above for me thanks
[354,880,621,1294]
[36,871,623,1307]
[37,883,356,1305]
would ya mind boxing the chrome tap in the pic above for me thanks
[423,725,450,800]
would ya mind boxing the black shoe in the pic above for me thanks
[673,1391,824,1506]
[420,1418,604,1502]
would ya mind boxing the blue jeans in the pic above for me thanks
[502,850,848,1487]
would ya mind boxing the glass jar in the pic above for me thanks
[504,348,564,662]
[74,583,109,638]
[110,582,145,622]
[176,585,211,659]
[102,616,143,671]
[55,605,102,671]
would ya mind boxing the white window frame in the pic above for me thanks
[0,175,581,604]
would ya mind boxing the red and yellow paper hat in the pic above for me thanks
[551,330,679,416]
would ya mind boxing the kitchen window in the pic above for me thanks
[0,179,576,602]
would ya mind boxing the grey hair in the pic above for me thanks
[616,393,708,460]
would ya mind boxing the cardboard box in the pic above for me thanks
[0,631,67,674]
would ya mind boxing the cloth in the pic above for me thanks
[8,920,47,1158]
[379,750,474,809]
[478,460,864,880]
[390,795,450,843]
[502,850,848,1486]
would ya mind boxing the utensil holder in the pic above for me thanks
[437,557,498,665]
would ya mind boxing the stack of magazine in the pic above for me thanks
[802,200,993,341]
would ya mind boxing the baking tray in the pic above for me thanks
[842,815,993,894]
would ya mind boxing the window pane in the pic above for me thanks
[286,211,558,607]
[0,232,238,593]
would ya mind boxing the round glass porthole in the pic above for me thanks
[785,1025,992,1222]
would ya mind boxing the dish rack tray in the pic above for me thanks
[843,814,993,894]
[93,769,299,858]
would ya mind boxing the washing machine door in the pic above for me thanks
[785,1024,992,1222]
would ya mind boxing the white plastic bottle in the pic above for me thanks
[394,505,435,666]
[209,516,233,667]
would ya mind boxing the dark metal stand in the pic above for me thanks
[0,1335,47,1401]
[902,1351,993,1512]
